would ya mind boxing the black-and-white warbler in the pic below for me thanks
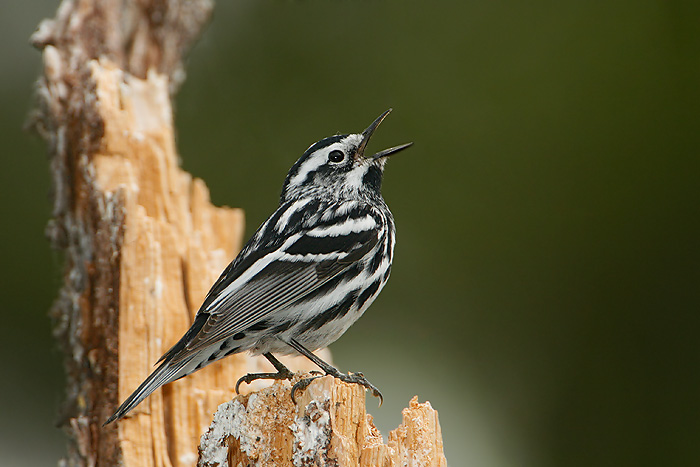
[105,109,412,424]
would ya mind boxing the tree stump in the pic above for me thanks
[199,376,446,467]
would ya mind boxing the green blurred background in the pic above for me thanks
[2,0,699,465]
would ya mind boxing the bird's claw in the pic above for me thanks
[291,376,321,404]
[289,371,383,406]
[346,371,384,406]
[235,368,295,394]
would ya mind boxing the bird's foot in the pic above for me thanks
[291,371,383,406]
[235,367,294,394]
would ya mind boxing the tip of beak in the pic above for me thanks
[357,109,396,158]
[370,141,413,161]
[362,109,393,138]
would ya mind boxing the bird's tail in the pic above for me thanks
[103,355,195,425]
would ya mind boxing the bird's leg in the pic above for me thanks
[286,338,383,405]
[235,352,295,394]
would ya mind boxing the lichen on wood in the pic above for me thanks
[198,376,448,467]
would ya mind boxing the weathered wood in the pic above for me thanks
[198,376,448,467]
[30,2,214,464]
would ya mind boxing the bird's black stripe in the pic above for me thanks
[385,232,393,262]
[285,230,376,256]
[222,346,241,357]
[244,318,294,335]
[314,206,381,229]
[357,279,381,310]
[291,262,364,307]
[362,165,383,195]
[367,244,385,275]
[287,199,321,229]
[382,265,392,282]
[296,290,358,334]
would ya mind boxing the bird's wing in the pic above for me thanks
[161,201,381,363]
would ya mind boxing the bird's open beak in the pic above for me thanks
[357,109,413,161]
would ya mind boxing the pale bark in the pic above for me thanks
[199,376,447,467]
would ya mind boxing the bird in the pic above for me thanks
[104,109,412,425]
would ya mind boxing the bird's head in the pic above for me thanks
[281,109,412,202]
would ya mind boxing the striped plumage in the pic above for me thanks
[105,109,411,424]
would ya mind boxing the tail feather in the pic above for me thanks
[156,312,210,364]
[103,357,191,425]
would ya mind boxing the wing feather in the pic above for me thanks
[169,207,381,362]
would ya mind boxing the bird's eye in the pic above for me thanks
[328,150,344,163]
